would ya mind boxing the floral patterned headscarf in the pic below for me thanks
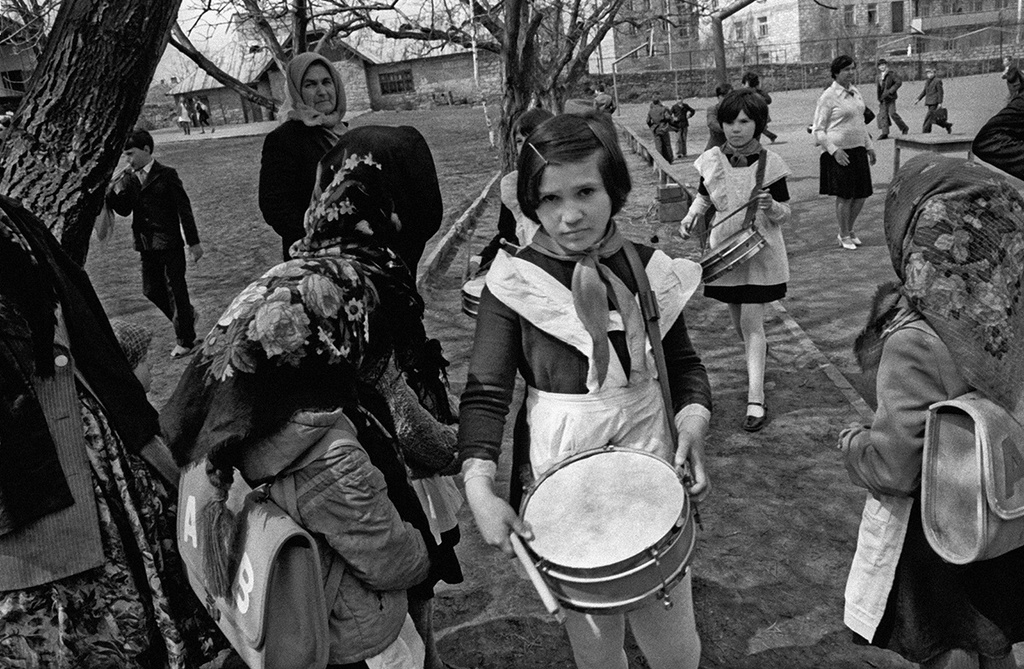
[884,154,1024,411]
[162,149,432,468]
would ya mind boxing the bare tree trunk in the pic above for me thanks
[0,0,182,265]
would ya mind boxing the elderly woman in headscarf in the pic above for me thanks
[259,52,348,260]
[0,196,225,667]
[840,155,1024,669]
[163,136,463,669]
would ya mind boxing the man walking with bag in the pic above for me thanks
[647,95,674,163]
[915,66,953,134]
[876,59,909,139]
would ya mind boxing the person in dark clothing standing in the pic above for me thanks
[259,52,347,261]
[105,129,202,358]
[973,93,1024,181]
[876,59,909,139]
[670,97,696,157]
[646,96,674,163]
[1003,56,1022,102]
[705,84,733,151]
[915,67,952,134]
[741,72,778,142]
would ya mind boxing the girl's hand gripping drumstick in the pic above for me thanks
[509,532,566,624]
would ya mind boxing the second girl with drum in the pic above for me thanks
[458,111,712,669]
[680,88,792,433]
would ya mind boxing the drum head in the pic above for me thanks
[522,449,685,570]
[462,274,486,298]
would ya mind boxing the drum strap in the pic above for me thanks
[701,149,768,249]
[623,240,703,527]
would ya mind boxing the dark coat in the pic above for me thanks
[973,93,1024,181]
[670,102,696,129]
[319,125,443,272]
[877,70,902,102]
[259,120,337,259]
[106,161,199,252]
[647,102,673,136]
[917,77,944,106]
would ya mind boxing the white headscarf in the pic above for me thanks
[280,52,347,130]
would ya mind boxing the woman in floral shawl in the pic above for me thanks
[162,136,464,668]
[0,195,225,668]
[840,154,1024,669]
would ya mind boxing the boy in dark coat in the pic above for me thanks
[646,96,674,163]
[915,67,952,134]
[670,97,696,157]
[876,59,909,139]
[105,129,202,358]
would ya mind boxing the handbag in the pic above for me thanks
[921,392,1024,564]
[933,106,949,125]
[177,460,332,669]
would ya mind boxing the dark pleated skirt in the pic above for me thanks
[820,146,873,200]
[856,498,1024,664]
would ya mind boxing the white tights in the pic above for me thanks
[562,571,700,669]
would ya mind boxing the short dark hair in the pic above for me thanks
[741,71,760,89]
[517,111,631,224]
[877,58,888,66]
[830,55,855,78]
[124,128,154,153]
[714,83,733,98]
[596,84,606,92]
[514,108,554,138]
[717,89,769,137]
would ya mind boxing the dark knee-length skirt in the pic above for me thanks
[820,146,873,200]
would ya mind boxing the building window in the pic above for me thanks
[735,22,745,39]
[757,15,768,36]
[867,3,878,23]
[378,70,414,95]
[843,4,855,25]
[1,70,26,93]
[971,0,983,10]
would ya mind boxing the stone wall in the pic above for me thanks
[367,50,503,110]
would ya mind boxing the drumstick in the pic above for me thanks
[509,532,566,624]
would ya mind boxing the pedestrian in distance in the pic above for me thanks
[876,58,909,139]
[1002,56,1022,102]
[670,96,696,158]
[915,66,953,134]
[460,111,711,669]
[259,52,348,261]
[813,55,876,250]
[841,154,1024,669]
[177,98,191,135]
[105,128,203,358]
[705,83,733,151]
[681,88,792,432]
[741,72,778,143]
[194,99,213,134]
[646,95,674,163]
[593,83,616,114]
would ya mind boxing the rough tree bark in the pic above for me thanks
[0,0,184,266]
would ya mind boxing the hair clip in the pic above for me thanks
[528,142,548,165]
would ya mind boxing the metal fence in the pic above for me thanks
[606,20,1024,98]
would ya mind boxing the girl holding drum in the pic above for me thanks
[458,112,712,669]
[680,88,792,432]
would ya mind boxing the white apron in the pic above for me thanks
[486,249,702,476]
[693,148,791,288]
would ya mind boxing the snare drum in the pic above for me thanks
[700,225,766,284]
[519,447,695,614]
[461,275,486,318]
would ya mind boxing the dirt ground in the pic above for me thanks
[84,72,1016,668]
